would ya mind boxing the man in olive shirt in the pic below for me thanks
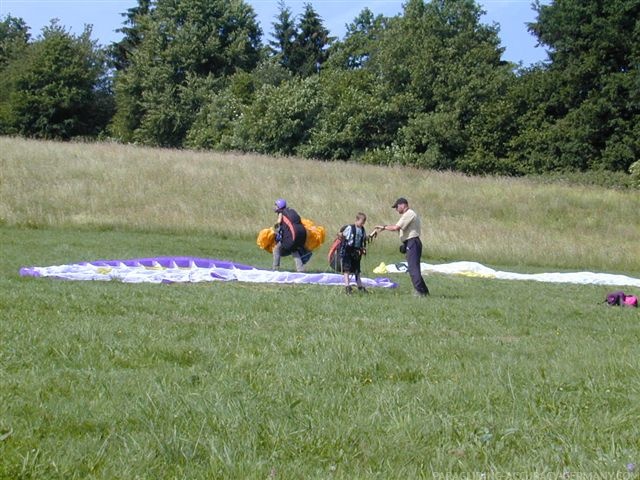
[375,197,430,296]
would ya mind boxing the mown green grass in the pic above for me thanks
[2,226,640,478]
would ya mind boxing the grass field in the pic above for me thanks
[2,136,639,273]
[1,138,640,478]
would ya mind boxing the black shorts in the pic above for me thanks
[341,249,361,274]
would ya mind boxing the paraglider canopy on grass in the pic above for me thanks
[19,256,397,288]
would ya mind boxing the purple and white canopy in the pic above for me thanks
[20,257,397,288]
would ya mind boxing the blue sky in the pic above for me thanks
[1,0,550,66]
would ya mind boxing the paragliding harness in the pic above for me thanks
[328,225,349,272]
[276,208,312,264]
[328,224,367,272]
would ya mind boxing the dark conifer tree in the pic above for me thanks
[269,0,297,71]
[289,3,333,77]
[110,0,152,71]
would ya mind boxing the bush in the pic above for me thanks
[230,77,322,155]
[530,169,637,189]
[185,89,243,150]
[298,70,406,160]
[630,160,640,188]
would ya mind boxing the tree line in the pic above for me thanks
[1,0,638,183]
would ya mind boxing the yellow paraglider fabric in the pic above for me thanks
[256,218,326,253]
[301,218,326,251]
[256,228,276,253]
[373,262,388,274]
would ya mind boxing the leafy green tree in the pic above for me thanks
[0,15,30,132]
[363,0,511,170]
[245,1,514,169]
[185,59,292,150]
[230,75,322,154]
[185,86,244,150]
[455,65,522,175]
[185,69,253,150]
[110,0,262,147]
[325,7,389,70]
[0,15,30,68]
[298,69,410,160]
[514,0,640,173]
[3,20,112,139]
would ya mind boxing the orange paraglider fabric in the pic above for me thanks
[256,218,325,253]
[301,218,326,251]
[256,228,276,253]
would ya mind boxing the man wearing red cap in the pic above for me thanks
[375,197,429,296]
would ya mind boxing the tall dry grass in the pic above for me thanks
[1,136,638,273]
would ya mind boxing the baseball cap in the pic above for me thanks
[274,198,287,211]
[391,197,408,208]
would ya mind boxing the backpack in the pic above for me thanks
[328,224,368,271]
[328,225,351,272]
[606,291,626,306]
[626,296,639,307]
[606,291,638,307]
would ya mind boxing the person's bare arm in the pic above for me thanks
[374,224,399,232]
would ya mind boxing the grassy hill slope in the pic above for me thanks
[1,136,638,273]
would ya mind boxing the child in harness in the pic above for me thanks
[339,212,368,294]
